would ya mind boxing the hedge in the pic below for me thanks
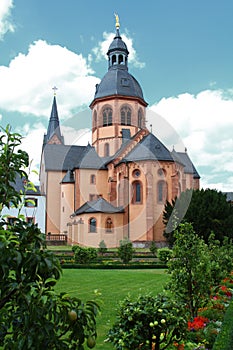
[213,300,233,350]
[61,263,167,269]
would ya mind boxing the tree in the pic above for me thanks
[118,238,134,264]
[207,233,233,286]
[108,293,187,350]
[167,222,212,318]
[0,125,99,349]
[163,188,233,245]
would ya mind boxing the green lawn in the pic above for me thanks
[56,269,169,350]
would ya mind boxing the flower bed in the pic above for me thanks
[171,275,233,349]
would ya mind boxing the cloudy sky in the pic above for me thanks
[0,0,233,191]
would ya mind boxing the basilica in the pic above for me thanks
[40,19,200,247]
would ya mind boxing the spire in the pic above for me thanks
[45,87,64,144]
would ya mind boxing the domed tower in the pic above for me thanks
[90,15,148,157]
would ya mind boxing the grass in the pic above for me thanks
[56,268,169,350]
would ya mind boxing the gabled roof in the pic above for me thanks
[43,144,107,171]
[171,149,200,179]
[123,133,174,163]
[61,169,75,183]
[78,145,107,169]
[72,197,124,216]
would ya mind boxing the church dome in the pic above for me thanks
[92,21,146,105]
[94,67,144,100]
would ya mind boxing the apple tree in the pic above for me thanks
[0,125,99,349]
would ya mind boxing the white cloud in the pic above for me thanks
[92,31,145,68]
[0,40,100,117]
[149,90,233,191]
[0,0,14,40]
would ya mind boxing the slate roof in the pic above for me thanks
[44,96,64,144]
[123,133,174,163]
[43,144,107,171]
[61,170,75,183]
[171,150,200,178]
[94,67,145,102]
[72,197,124,216]
[107,29,129,55]
[93,27,147,105]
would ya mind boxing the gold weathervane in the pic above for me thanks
[114,13,120,29]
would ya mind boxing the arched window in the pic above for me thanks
[121,106,131,125]
[132,181,142,204]
[138,108,143,128]
[105,217,113,233]
[93,110,97,129]
[89,217,97,233]
[104,143,110,157]
[119,54,123,64]
[103,107,112,127]
[157,181,167,203]
[112,55,117,65]
[90,174,96,184]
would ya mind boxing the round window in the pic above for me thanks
[133,169,141,178]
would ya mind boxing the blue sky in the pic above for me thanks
[0,0,233,191]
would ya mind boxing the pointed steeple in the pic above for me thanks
[44,89,64,145]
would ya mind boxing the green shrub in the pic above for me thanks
[157,247,173,263]
[98,240,107,255]
[149,241,157,257]
[118,238,134,264]
[73,246,98,264]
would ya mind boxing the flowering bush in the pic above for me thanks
[188,316,209,331]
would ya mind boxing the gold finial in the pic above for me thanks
[114,13,120,29]
[52,86,58,96]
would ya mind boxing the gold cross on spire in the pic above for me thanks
[52,86,58,96]
[114,13,120,29]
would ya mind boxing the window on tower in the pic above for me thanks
[138,108,143,128]
[121,106,131,125]
[93,110,97,130]
[103,107,112,127]
[104,143,110,157]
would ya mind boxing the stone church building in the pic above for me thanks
[40,20,200,247]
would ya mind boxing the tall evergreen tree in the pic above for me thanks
[163,188,233,246]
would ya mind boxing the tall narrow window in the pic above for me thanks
[132,181,142,204]
[105,217,113,232]
[104,143,110,157]
[157,181,167,203]
[93,110,97,129]
[89,217,97,233]
[103,107,112,126]
[138,108,143,128]
[90,174,96,184]
[112,55,116,65]
[119,54,123,64]
[121,106,131,125]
